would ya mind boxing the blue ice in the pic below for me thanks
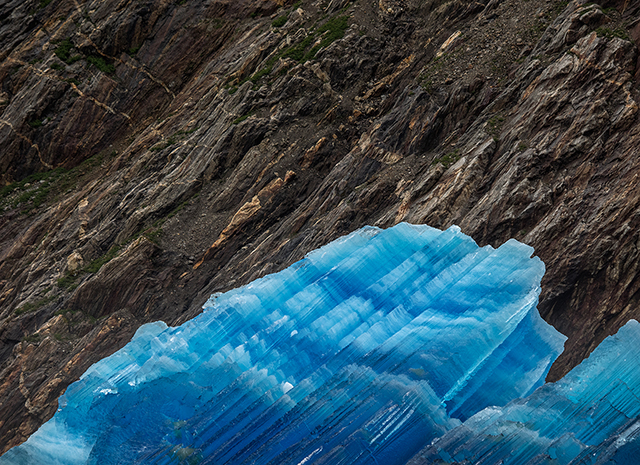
[0,223,565,465]
[409,319,640,465]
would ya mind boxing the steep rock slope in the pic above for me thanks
[0,0,638,453]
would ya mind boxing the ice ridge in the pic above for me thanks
[0,223,565,465]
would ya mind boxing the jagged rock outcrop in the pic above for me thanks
[0,0,639,454]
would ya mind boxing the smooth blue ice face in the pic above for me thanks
[0,223,565,465]
[409,319,640,465]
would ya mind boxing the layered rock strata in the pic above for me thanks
[0,0,639,453]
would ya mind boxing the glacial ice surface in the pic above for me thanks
[0,223,566,465]
[409,319,640,465]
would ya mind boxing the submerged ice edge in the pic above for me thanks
[0,223,565,465]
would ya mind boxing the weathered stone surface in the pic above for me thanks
[0,0,639,455]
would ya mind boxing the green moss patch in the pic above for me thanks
[432,149,461,169]
[236,13,349,89]
[272,15,288,28]
[87,55,116,74]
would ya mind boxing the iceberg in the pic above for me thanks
[409,319,640,465]
[0,223,565,465]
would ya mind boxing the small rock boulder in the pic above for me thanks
[66,252,84,275]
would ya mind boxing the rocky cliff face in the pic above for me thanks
[0,0,639,454]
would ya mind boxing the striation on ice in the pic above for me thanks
[0,223,565,465]
[409,319,640,465]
